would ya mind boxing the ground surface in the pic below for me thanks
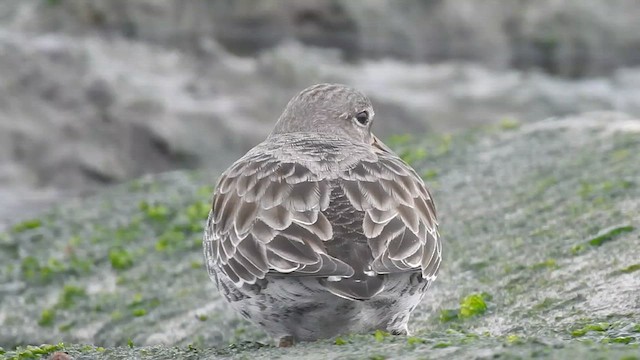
[1,112,639,359]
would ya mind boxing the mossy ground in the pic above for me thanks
[1,113,639,359]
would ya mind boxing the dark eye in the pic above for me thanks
[355,111,369,126]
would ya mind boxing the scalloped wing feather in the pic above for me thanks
[203,135,441,291]
[361,135,441,281]
[204,152,354,287]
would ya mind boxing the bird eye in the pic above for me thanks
[355,111,369,126]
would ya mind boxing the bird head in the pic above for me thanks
[270,83,375,144]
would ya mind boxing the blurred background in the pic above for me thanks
[1,0,640,228]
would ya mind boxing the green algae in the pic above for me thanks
[138,201,172,222]
[531,258,558,270]
[2,343,65,360]
[373,330,390,342]
[108,247,134,270]
[421,169,439,180]
[505,334,523,344]
[616,264,640,274]
[37,285,88,328]
[606,337,633,344]
[10,219,42,233]
[20,256,46,282]
[334,337,347,345]
[38,308,56,327]
[459,293,489,318]
[58,285,87,309]
[498,117,521,130]
[399,148,427,165]
[587,225,635,247]
[572,225,635,254]
[155,230,186,252]
[572,323,611,337]
[440,293,491,322]
[438,309,459,323]
[389,133,454,167]
[131,308,147,317]
[406,337,426,346]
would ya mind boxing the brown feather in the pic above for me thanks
[242,176,271,203]
[286,163,313,184]
[340,180,368,211]
[236,236,269,273]
[287,181,320,211]
[359,180,395,211]
[292,209,319,225]
[363,212,385,238]
[260,180,292,209]
[268,235,320,264]
[234,201,259,235]
[266,249,300,273]
[259,205,292,231]
[397,203,420,234]
[251,220,276,243]
[387,229,421,260]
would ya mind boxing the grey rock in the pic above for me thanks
[2,31,640,203]
[4,0,640,76]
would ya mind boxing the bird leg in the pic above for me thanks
[277,335,296,347]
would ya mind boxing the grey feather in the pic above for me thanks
[203,84,441,342]
[368,208,396,224]
[236,238,269,274]
[380,178,414,205]
[396,204,419,234]
[287,182,320,211]
[260,206,292,231]
[304,212,333,241]
[220,234,236,261]
[387,229,421,260]
[234,201,259,235]
[219,194,241,232]
[204,102,440,300]
[266,249,300,273]
[363,213,385,238]
[320,276,385,300]
[340,180,369,211]
[292,209,319,225]
[359,180,395,211]
[261,180,291,209]
[268,235,320,264]
[286,163,313,184]
[242,175,272,202]
[251,220,276,243]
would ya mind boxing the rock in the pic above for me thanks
[4,0,640,76]
[2,31,640,202]
[1,112,639,358]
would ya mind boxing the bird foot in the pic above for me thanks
[390,326,410,336]
[277,335,295,347]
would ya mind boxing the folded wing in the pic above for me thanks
[203,151,354,287]
[352,136,442,282]
[203,136,441,289]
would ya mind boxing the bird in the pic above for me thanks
[203,83,441,347]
